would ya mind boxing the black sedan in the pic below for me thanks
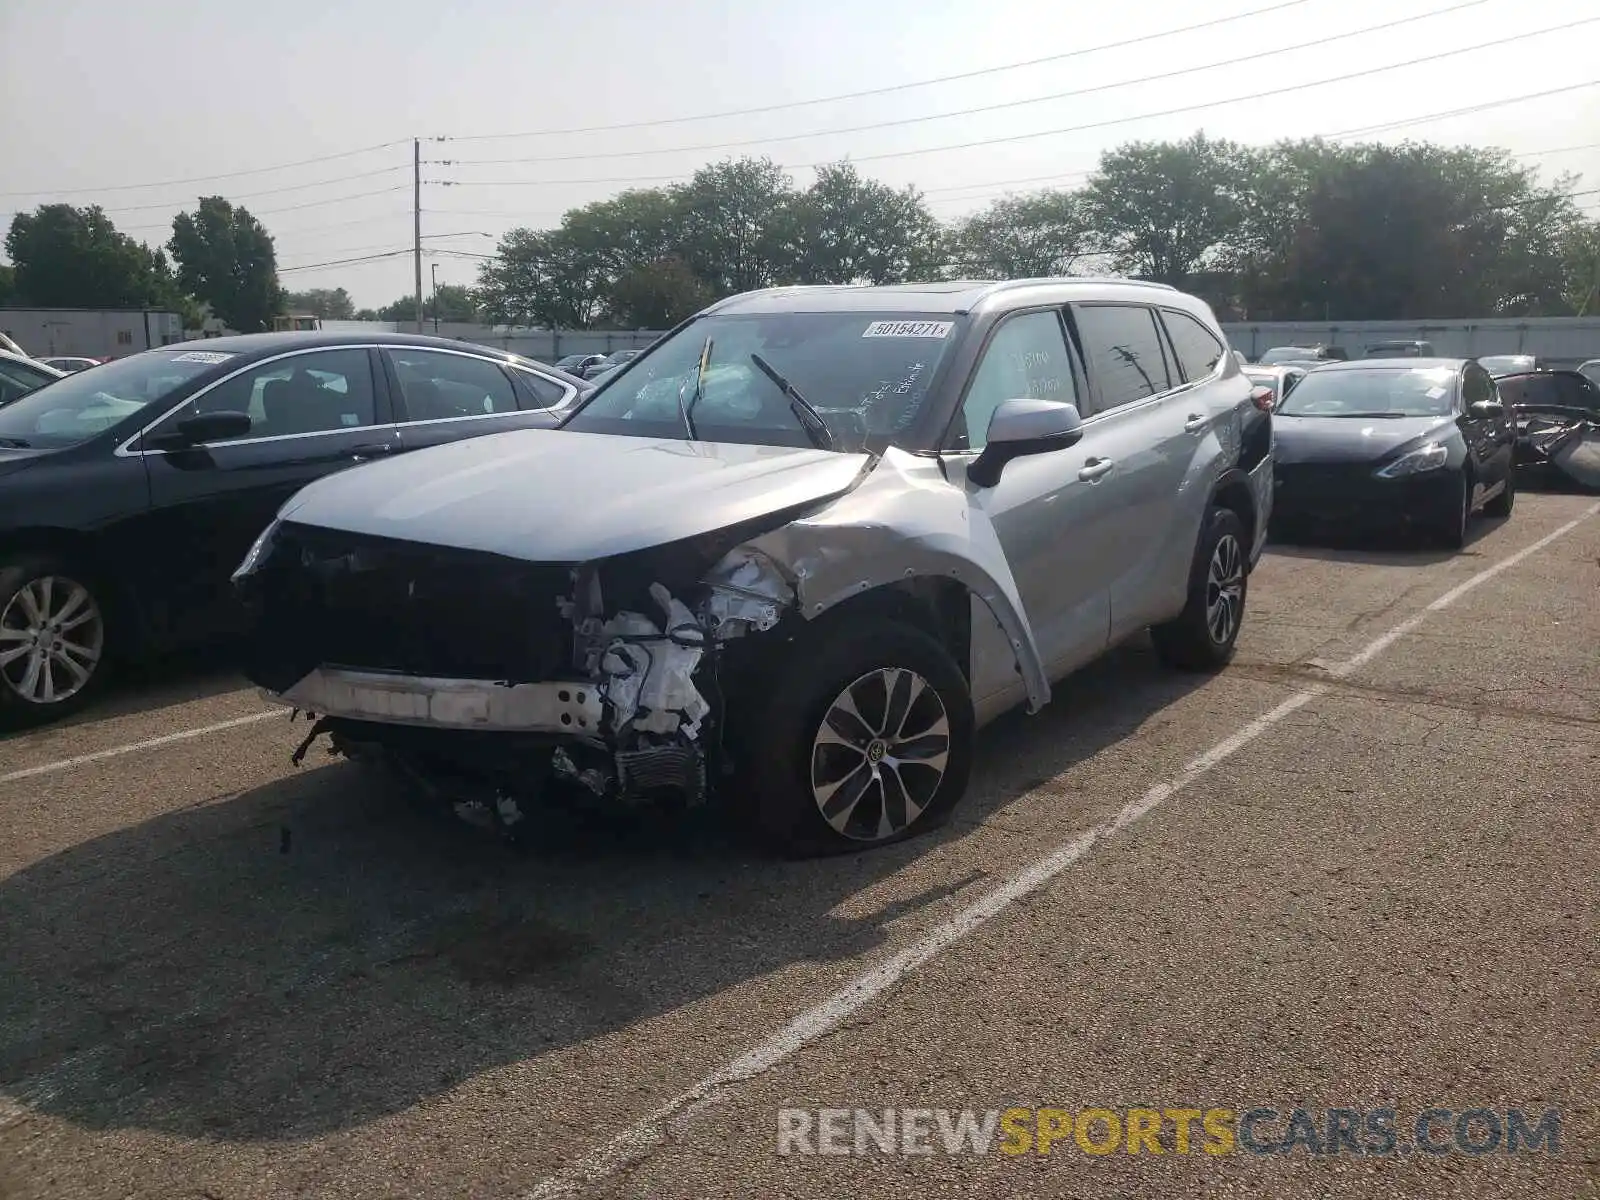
[0,331,590,726]
[1270,358,1516,548]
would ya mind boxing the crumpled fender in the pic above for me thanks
[739,448,1052,714]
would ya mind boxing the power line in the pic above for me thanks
[816,19,1600,169]
[438,0,1324,144]
[439,0,1495,171]
[0,140,410,199]
[278,249,414,274]
[67,165,412,216]
[1326,80,1600,139]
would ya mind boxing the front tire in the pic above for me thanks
[0,556,110,728]
[735,616,974,857]
[1151,507,1249,672]
[1483,466,1515,518]
[1437,471,1471,550]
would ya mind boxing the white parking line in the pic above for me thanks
[525,500,1600,1200]
[0,710,281,787]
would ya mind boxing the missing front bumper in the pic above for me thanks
[266,667,604,734]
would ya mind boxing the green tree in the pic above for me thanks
[606,256,713,328]
[1085,132,1252,288]
[5,204,182,309]
[1561,219,1600,315]
[168,197,282,332]
[0,264,14,305]
[283,287,356,319]
[671,157,794,295]
[777,162,943,285]
[946,190,1096,278]
[476,227,609,328]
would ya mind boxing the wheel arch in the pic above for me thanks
[0,527,146,652]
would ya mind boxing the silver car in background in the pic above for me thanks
[235,278,1274,856]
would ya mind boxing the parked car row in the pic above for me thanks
[553,348,642,381]
[4,281,1598,860]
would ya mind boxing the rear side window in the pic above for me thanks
[512,367,571,409]
[1160,309,1227,382]
[387,349,518,420]
[1071,304,1172,414]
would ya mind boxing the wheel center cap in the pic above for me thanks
[866,739,888,764]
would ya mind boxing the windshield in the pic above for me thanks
[0,349,232,448]
[1478,355,1533,375]
[562,311,961,451]
[1276,366,1458,418]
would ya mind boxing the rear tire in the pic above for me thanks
[0,555,111,729]
[732,616,974,858]
[1151,507,1249,673]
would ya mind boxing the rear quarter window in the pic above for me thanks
[1160,309,1227,382]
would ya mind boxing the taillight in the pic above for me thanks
[1250,385,1276,413]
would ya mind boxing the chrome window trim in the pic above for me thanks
[386,345,575,415]
[507,363,579,411]
[113,342,533,457]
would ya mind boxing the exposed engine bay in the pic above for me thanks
[240,516,802,834]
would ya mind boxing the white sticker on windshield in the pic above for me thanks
[168,350,236,364]
[1426,386,1447,399]
[862,320,953,339]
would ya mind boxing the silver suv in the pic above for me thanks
[235,279,1274,855]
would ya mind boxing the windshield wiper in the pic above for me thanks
[749,353,835,451]
[0,436,31,448]
[675,336,712,440]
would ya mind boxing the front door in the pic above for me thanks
[133,346,399,641]
[942,307,1111,681]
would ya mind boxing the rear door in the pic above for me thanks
[133,345,399,640]
[382,347,566,453]
[1067,303,1197,638]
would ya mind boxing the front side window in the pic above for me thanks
[1072,304,1172,413]
[1160,309,1227,382]
[951,310,1077,451]
[563,311,962,451]
[1276,366,1459,418]
[0,349,232,449]
[158,348,377,440]
[387,349,518,420]
[1462,366,1494,407]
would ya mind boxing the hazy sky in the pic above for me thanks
[2,0,1597,309]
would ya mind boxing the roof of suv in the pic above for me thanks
[704,277,1186,317]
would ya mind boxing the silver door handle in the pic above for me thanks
[1184,413,1208,433]
[1078,458,1115,482]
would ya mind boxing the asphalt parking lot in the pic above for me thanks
[1,492,1596,1200]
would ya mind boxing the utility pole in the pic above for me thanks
[431,262,440,335]
[413,138,424,333]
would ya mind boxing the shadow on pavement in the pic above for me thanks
[1265,511,1507,566]
[0,640,1208,1141]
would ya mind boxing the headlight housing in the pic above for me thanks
[232,517,281,581]
[1375,441,1449,478]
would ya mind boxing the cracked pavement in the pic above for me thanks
[0,492,1596,1200]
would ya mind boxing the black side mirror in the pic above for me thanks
[968,398,1085,488]
[146,409,254,451]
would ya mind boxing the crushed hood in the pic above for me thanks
[277,428,871,561]
[1273,415,1456,465]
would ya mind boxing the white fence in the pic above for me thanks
[329,320,662,362]
[1220,317,1600,367]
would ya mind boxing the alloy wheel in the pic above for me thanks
[1205,533,1244,646]
[810,667,951,842]
[0,574,104,706]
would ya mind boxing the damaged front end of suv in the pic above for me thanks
[232,431,1043,847]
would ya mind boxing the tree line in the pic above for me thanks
[4,132,1597,333]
